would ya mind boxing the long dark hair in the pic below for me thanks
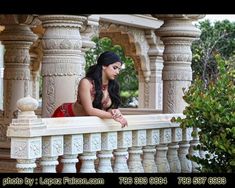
[86,51,122,110]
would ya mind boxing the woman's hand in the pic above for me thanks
[111,109,128,128]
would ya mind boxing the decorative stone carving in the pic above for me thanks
[11,138,41,159]
[101,132,117,150]
[16,95,38,112]
[117,130,132,148]
[132,130,146,146]
[42,136,63,156]
[64,134,83,154]
[83,133,101,152]
[43,76,55,117]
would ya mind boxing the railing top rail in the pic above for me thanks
[7,113,184,138]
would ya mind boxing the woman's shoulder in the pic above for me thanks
[78,77,95,97]
[79,77,94,87]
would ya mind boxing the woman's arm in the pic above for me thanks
[78,78,127,127]
[110,109,128,128]
[78,78,113,119]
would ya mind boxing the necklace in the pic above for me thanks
[102,84,108,91]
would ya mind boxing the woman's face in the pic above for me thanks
[103,62,122,80]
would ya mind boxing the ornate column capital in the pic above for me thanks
[38,15,87,28]
[152,14,205,21]
[152,14,204,38]
[0,14,41,26]
[80,15,99,50]
[0,15,39,42]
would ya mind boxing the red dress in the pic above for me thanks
[51,79,110,117]
[51,103,75,117]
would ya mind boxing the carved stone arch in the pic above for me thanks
[99,24,151,82]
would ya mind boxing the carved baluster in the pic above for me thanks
[113,131,132,172]
[79,133,101,173]
[128,130,146,172]
[97,132,117,172]
[61,134,83,173]
[189,127,200,172]
[155,128,171,172]
[167,127,182,172]
[142,129,159,172]
[178,127,193,172]
[41,136,63,173]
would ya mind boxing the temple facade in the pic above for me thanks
[0,14,205,172]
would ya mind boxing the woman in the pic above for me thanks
[52,51,128,128]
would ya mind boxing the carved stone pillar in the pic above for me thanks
[80,15,99,78]
[30,26,43,101]
[145,30,163,110]
[29,47,41,101]
[153,15,202,113]
[0,15,39,120]
[39,15,87,117]
[0,42,4,110]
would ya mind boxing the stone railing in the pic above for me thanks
[7,96,199,173]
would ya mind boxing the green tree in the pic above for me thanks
[172,55,235,172]
[85,37,138,107]
[192,19,235,84]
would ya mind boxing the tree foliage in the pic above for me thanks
[172,55,235,172]
[85,37,138,107]
[172,19,235,172]
[192,19,235,84]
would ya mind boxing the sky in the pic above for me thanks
[199,14,235,23]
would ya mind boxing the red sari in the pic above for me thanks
[51,103,75,117]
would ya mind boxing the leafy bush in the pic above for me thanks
[172,55,235,173]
